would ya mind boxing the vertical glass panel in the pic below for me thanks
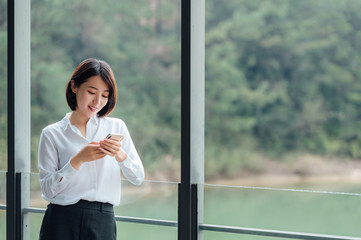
[115,180,178,221]
[204,184,361,237]
[205,3,361,236]
[31,0,181,236]
[29,213,42,239]
[205,0,361,189]
[205,0,361,190]
[205,0,361,235]
[31,0,181,181]
[116,222,177,240]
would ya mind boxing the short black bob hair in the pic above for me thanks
[66,58,118,117]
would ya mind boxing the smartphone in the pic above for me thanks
[105,133,125,141]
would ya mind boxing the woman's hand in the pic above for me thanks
[70,142,106,170]
[99,138,128,162]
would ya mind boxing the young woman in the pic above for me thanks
[38,58,144,240]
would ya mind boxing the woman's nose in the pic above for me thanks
[93,94,101,104]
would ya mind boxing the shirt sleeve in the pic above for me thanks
[118,122,145,186]
[38,129,77,199]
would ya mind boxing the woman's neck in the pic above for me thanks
[69,111,90,137]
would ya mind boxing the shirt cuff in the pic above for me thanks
[60,161,77,178]
[118,157,131,167]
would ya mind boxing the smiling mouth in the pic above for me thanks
[89,106,98,112]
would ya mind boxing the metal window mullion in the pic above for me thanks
[179,0,205,240]
[7,0,17,239]
[7,0,31,239]
[178,0,191,238]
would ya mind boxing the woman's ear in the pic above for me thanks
[71,80,77,94]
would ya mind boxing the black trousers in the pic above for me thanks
[39,200,116,240]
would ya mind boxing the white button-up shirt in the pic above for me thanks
[38,113,145,206]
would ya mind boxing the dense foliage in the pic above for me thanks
[1,0,361,180]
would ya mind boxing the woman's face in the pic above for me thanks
[71,75,109,120]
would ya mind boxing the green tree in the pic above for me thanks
[205,0,361,177]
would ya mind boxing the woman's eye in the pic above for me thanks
[102,95,109,98]
[88,91,95,95]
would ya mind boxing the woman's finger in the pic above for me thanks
[89,145,106,158]
[101,141,121,153]
[104,138,122,146]
[99,146,115,156]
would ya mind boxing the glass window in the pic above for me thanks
[31,0,181,181]
[205,0,361,237]
[30,0,181,238]
[204,184,361,237]
[115,180,178,221]
[115,222,177,240]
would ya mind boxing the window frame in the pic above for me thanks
[6,0,361,239]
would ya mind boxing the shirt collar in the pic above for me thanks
[61,112,99,131]
[88,114,100,127]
